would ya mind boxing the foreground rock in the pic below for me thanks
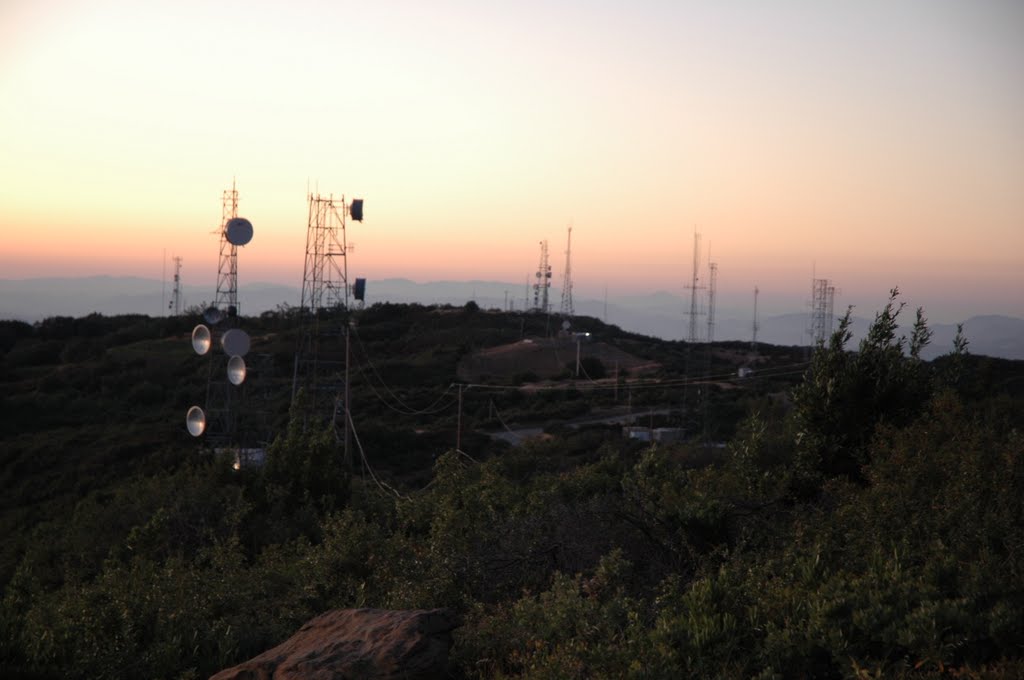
[210,608,460,680]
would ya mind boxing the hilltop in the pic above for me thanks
[2,300,1023,678]
[4,276,1023,360]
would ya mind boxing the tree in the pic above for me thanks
[791,288,934,487]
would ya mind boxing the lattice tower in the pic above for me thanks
[213,181,239,314]
[706,261,718,343]
[685,231,705,343]
[559,225,574,317]
[810,277,836,345]
[168,256,183,316]
[533,240,551,313]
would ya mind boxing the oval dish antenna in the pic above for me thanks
[203,306,224,325]
[225,217,253,246]
[227,355,246,385]
[192,324,211,355]
[221,328,251,357]
[186,406,206,436]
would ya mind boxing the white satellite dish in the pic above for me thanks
[221,328,251,357]
[225,217,253,246]
[186,406,206,436]
[227,355,246,385]
[191,324,211,355]
[203,306,225,325]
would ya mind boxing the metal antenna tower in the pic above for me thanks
[168,256,183,316]
[752,286,760,348]
[559,225,574,317]
[292,192,364,465]
[293,193,360,398]
[684,231,705,343]
[809,277,836,345]
[533,239,552,313]
[706,261,718,343]
[299,194,355,315]
[213,181,240,315]
[197,184,255,449]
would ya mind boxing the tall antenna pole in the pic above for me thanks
[685,231,704,343]
[161,249,167,316]
[559,224,574,317]
[706,261,717,343]
[752,286,760,349]
[810,276,836,345]
[213,180,240,315]
[169,256,183,316]
[533,240,551,314]
[293,192,364,440]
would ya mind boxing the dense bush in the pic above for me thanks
[2,299,1023,678]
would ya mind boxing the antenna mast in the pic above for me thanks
[213,180,240,315]
[168,256,183,316]
[809,276,836,345]
[292,192,365,468]
[684,231,705,343]
[533,240,551,314]
[559,225,574,317]
[752,286,760,348]
[706,260,718,343]
[192,183,257,450]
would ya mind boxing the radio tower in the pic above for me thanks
[684,231,705,343]
[292,193,364,467]
[809,277,836,345]
[559,225,574,317]
[706,260,718,343]
[532,240,551,313]
[202,182,249,447]
[293,194,363,399]
[168,256,183,316]
[213,181,240,315]
[751,286,760,349]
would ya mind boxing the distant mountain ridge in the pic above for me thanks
[2,276,1021,360]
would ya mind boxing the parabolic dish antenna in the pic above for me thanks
[186,406,206,436]
[561,320,571,331]
[191,324,211,355]
[221,328,251,357]
[227,355,246,385]
[225,217,253,246]
[203,306,225,325]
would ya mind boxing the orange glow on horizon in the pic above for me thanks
[1,1,1021,322]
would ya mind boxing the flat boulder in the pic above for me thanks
[210,608,460,680]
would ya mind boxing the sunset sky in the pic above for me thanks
[2,0,1022,322]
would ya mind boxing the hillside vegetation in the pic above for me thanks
[1,293,1023,678]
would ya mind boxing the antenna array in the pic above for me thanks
[533,240,552,314]
[559,225,574,317]
[168,256,183,316]
[185,184,257,452]
[292,192,365,464]
[752,286,760,349]
[684,231,705,343]
[809,277,836,345]
[706,261,718,343]
[213,181,240,315]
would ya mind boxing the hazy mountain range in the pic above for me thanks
[2,276,1021,361]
